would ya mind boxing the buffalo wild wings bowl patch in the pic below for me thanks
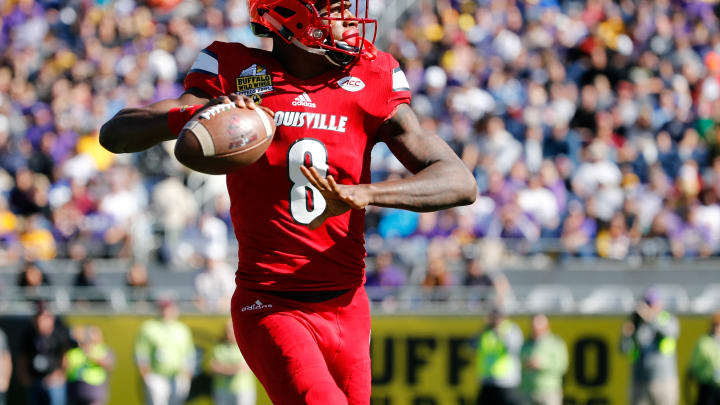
[236,64,273,104]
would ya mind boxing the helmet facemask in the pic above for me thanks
[250,0,377,66]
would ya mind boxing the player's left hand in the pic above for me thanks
[300,166,372,229]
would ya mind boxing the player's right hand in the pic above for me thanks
[300,166,372,230]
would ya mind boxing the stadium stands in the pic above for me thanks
[0,0,720,313]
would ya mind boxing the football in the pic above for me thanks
[174,103,276,175]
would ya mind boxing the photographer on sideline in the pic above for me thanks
[621,288,679,405]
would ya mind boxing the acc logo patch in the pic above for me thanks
[236,64,273,104]
[338,76,365,92]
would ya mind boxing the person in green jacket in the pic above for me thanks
[208,320,256,405]
[65,326,114,405]
[475,308,523,405]
[521,314,568,405]
[135,299,195,405]
[688,312,720,405]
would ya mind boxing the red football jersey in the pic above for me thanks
[184,42,411,291]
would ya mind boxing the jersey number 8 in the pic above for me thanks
[288,138,328,225]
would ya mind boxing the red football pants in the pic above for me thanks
[231,286,371,405]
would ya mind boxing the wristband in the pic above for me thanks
[168,105,203,136]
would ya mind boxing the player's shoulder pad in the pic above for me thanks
[190,41,223,77]
[351,50,411,125]
[371,50,410,93]
[190,41,255,77]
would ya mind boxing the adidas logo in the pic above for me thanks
[241,299,273,312]
[291,93,316,108]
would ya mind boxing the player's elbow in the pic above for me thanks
[455,167,478,206]
[99,118,126,154]
[99,121,118,153]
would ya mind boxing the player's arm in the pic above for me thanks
[303,104,477,214]
[99,88,211,154]
[366,103,477,210]
[100,91,267,154]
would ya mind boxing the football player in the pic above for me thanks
[99,1,477,403]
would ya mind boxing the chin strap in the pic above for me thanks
[291,38,328,55]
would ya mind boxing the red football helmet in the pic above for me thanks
[248,0,377,65]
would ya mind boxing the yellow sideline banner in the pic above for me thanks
[66,314,712,405]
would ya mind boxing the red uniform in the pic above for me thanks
[184,41,410,404]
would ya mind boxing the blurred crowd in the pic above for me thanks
[0,0,264,268]
[366,0,720,292]
[2,0,720,297]
[372,0,720,259]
